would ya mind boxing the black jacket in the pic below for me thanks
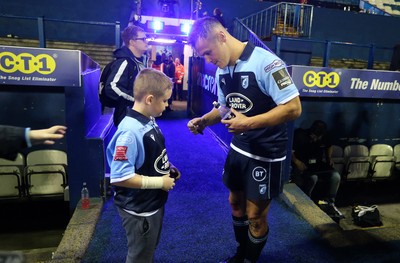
[0,125,27,160]
[105,46,147,126]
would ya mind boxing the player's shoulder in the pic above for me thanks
[253,46,279,60]
[252,47,286,70]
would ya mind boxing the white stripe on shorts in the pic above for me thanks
[230,143,286,162]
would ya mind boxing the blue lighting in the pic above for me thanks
[148,20,164,31]
[180,23,192,35]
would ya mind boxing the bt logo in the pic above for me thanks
[0,52,56,74]
[303,70,340,88]
[252,166,268,182]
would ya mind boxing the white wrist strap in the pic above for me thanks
[141,176,163,189]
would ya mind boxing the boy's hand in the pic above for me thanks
[162,174,175,192]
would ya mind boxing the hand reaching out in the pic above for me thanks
[30,125,67,145]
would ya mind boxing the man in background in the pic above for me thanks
[103,25,148,126]
[161,54,175,111]
[291,120,344,220]
[174,57,185,101]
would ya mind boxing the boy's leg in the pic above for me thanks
[117,206,165,263]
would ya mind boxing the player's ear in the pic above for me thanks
[216,30,226,43]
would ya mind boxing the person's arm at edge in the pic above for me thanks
[29,125,67,146]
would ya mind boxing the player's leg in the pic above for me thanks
[243,160,284,262]
[221,150,248,263]
[228,190,248,262]
[244,199,272,263]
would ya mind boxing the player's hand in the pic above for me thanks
[187,117,205,135]
[169,166,181,181]
[162,174,175,192]
[221,109,249,134]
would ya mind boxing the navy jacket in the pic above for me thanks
[105,46,147,126]
[0,125,27,160]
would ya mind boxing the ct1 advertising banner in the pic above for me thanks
[0,45,81,87]
[289,65,400,100]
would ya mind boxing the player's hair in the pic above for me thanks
[121,25,146,46]
[134,68,172,101]
[188,17,223,47]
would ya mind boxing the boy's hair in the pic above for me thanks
[188,17,222,47]
[134,68,172,101]
[121,25,145,46]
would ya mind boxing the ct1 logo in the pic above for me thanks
[303,70,340,88]
[252,166,268,182]
[0,52,56,74]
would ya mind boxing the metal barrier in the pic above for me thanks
[239,2,314,39]
[232,19,275,54]
[0,14,121,48]
[233,17,392,69]
[274,37,392,69]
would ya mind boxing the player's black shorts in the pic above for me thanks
[222,148,285,200]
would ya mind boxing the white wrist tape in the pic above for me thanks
[141,176,163,189]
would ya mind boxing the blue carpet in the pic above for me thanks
[82,111,336,263]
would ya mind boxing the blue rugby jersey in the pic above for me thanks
[216,42,299,161]
[106,108,169,213]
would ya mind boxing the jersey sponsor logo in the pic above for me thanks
[114,146,128,161]
[154,149,170,175]
[303,70,340,88]
[252,166,268,182]
[116,135,133,144]
[226,93,252,113]
[0,51,56,74]
[241,75,249,89]
[264,59,284,73]
[272,68,293,90]
[259,184,267,195]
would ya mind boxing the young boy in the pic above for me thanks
[106,68,180,263]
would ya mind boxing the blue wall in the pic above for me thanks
[311,8,399,49]
[295,98,400,148]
